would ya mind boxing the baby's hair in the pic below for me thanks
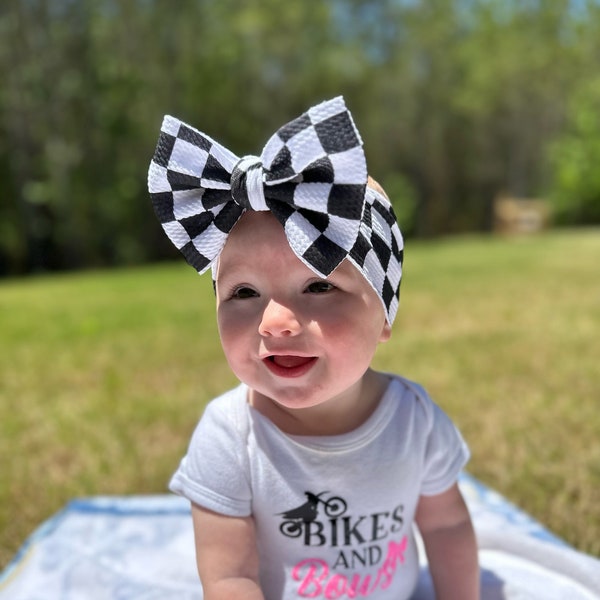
[367,176,389,200]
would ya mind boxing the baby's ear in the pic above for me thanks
[379,322,392,343]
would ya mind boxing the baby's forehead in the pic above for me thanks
[219,212,293,259]
[212,212,299,274]
[216,211,367,281]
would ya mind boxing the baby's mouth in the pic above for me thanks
[263,355,317,377]
[268,355,314,368]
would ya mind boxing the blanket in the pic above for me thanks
[1,473,599,599]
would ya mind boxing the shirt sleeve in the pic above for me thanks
[169,389,253,516]
[419,395,470,497]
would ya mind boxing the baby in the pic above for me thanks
[148,97,479,599]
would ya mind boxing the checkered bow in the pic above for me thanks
[148,96,404,324]
[149,96,367,274]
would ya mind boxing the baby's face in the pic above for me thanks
[215,211,390,415]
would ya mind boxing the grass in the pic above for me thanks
[1,228,599,569]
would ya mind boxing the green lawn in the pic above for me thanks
[1,228,599,568]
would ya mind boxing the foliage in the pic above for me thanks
[547,76,600,224]
[1,0,600,274]
[1,229,599,569]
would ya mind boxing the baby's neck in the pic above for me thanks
[249,370,390,436]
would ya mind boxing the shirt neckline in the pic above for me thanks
[245,376,403,453]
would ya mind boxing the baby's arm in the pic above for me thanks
[415,483,480,600]
[191,504,264,600]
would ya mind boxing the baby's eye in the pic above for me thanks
[305,281,335,294]
[231,286,259,299]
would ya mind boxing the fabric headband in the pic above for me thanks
[147,96,404,324]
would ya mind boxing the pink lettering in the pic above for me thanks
[325,574,348,599]
[376,537,407,590]
[293,558,329,597]
[346,573,372,597]
[291,537,409,598]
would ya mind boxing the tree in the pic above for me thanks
[1,0,599,274]
[547,77,600,224]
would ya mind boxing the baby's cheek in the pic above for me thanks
[218,305,250,332]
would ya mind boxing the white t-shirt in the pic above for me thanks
[170,375,469,600]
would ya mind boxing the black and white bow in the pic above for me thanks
[148,97,404,324]
[148,96,367,277]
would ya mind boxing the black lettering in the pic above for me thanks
[348,545,383,568]
[330,518,339,547]
[370,512,390,541]
[304,520,326,546]
[332,549,349,569]
[369,544,382,566]
[351,548,367,567]
[343,516,366,545]
[391,505,404,532]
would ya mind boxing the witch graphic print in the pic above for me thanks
[169,376,470,600]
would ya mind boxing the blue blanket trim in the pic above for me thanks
[459,472,568,547]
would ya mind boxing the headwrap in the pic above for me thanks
[148,96,403,323]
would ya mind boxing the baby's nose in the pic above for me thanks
[258,300,302,337]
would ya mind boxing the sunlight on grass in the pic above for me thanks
[1,229,599,567]
[375,229,600,558]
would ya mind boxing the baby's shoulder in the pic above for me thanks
[388,373,433,405]
[199,384,251,433]
[386,374,444,424]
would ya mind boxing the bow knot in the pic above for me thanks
[231,155,268,211]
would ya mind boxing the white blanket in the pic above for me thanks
[1,474,598,599]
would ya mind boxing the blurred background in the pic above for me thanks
[1,0,600,276]
[1,0,599,571]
